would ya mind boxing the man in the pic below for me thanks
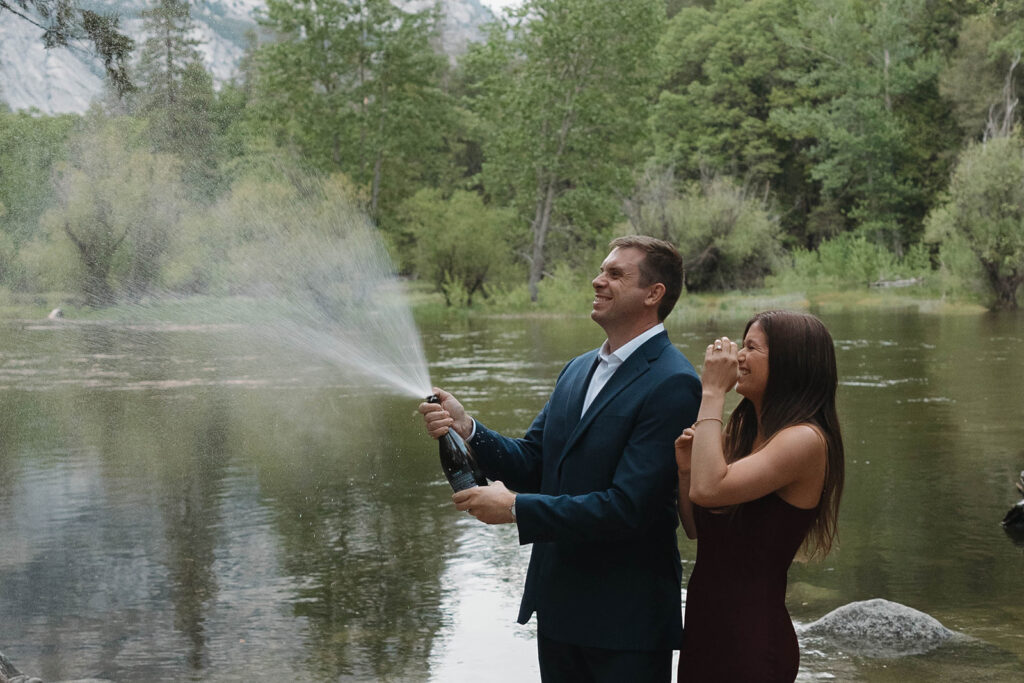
[419,235,701,682]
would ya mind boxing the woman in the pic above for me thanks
[676,310,844,682]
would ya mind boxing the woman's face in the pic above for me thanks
[736,321,769,404]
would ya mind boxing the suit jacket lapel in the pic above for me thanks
[568,350,601,420]
[559,332,670,464]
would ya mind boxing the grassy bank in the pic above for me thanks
[409,285,989,328]
[0,283,991,324]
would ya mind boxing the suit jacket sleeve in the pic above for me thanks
[467,359,576,494]
[470,405,547,494]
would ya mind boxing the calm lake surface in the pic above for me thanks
[1,309,1022,681]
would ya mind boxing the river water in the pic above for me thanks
[0,310,1022,681]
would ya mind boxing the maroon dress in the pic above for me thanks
[677,493,816,682]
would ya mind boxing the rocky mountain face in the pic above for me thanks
[0,0,495,115]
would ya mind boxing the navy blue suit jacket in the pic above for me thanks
[469,331,701,651]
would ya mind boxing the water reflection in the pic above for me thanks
[0,313,1022,681]
[158,399,230,671]
[260,462,451,677]
[786,311,1024,679]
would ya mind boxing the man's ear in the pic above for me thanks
[646,282,666,307]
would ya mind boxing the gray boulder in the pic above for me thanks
[0,651,41,683]
[1002,471,1024,546]
[800,598,957,657]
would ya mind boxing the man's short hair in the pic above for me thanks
[609,235,684,321]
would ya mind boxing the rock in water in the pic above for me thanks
[0,650,108,683]
[1003,472,1024,545]
[1003,499,1024,528]
[0,649,42,683]
[801,598,956,657]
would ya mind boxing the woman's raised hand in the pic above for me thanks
[702,336,739,395]
[675,428,695,475]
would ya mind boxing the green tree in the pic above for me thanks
[36,116,185,306]
[0,110,76,291]
[468,0,665,301]
[940,15,1010,140]
[399,189,517,306]
[0,110,76,247]
[925,135,1024,310]
[135,0,217,195]
[771,0,959,251]
[622,163,679,243]
[254,0,453,218]
[939,12,1024,142]
[650,0,817,243]
[651,0,802,186]
[769,231,929,291]
[0,0,134,94]
[136,0,201,114]
[629,173,784,292]
[162,174,301,295]
[162,170,372,298]
[202,32,288,196]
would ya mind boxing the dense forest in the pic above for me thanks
[2,0,1024,311]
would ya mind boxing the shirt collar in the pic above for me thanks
[598,323,665,365]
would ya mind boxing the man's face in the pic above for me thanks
[590,246,652,330]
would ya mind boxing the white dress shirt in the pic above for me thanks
[581,323,665,417]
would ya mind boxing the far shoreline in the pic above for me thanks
[0,287,993,326]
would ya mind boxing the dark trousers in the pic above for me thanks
[537,632,672,683]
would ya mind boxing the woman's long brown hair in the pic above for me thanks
[723,310,845,559]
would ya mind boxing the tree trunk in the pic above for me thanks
[371,150,383,217]
[528,176,557,302]
[63,221,126,308]
[981,258,1021,310]
[83,268,116,308]
[526,100,577,302]
[883,48,892,112]
[984,52,1020,142]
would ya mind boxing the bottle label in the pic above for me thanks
[449,470,480,492]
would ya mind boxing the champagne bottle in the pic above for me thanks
[428,394,488,492]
